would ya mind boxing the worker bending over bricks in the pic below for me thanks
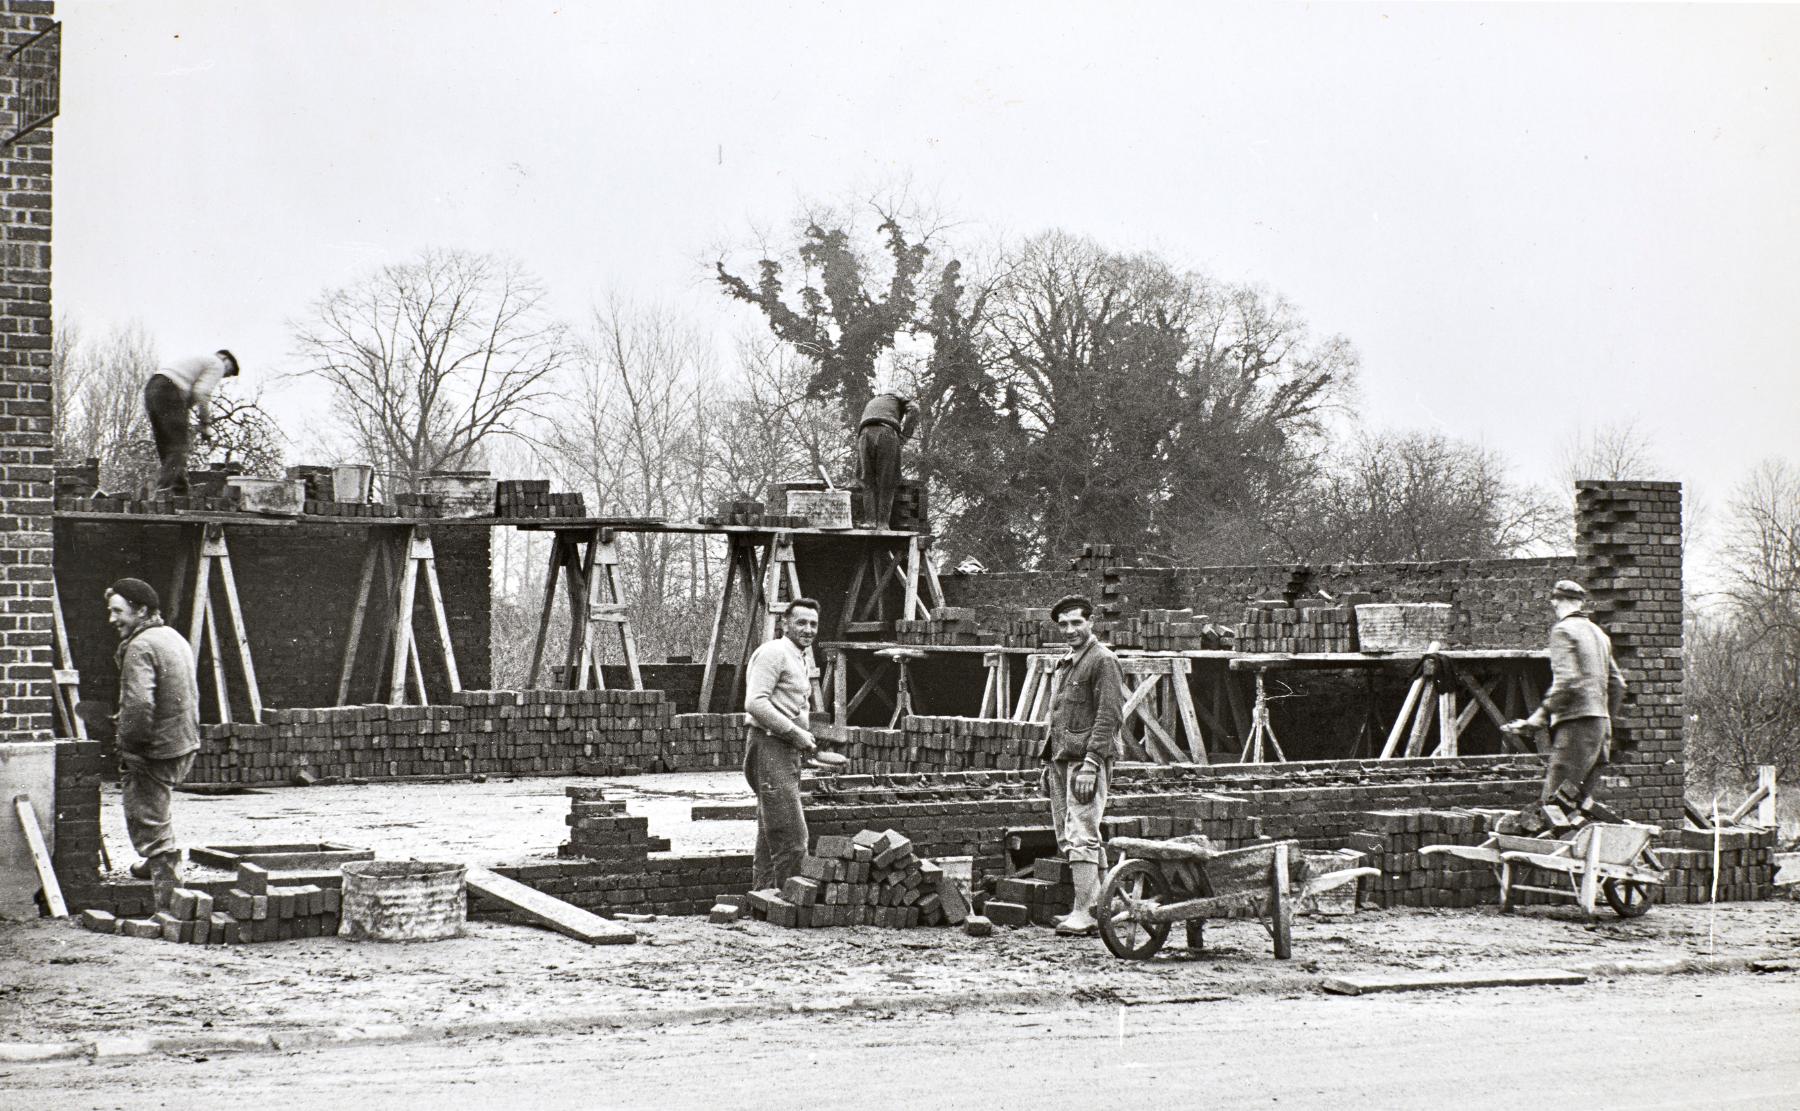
[1039,594,1124,936]
[744,597,823,889]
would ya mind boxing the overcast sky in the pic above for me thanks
[51,2,1800,528]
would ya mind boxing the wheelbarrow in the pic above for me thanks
[1419,822,1664,919]
[1097,835,1378,960]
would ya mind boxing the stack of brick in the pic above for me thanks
[51,740,107,901]
[1236,599,1363,654]
[83,863,342,943]
[982,855,1075,927]
[893,715,1043,772]
[894,607,983,645]
[661,712,747,771]
[1576,481,1685,828]
[742,829,969,928]
[560,787,670,866]
[1654,826,1778,904]
[986,608,1058,648]
[186,689,676,786]
[1138,608,1235,651]
[73,491,246,514]
[493,479,589,518]
[286,465,336,502]
[698,497,808,529]
[53,458,99,499]
[303,498,403,518]
[850,481,928,531]
[1345,808,1496,909]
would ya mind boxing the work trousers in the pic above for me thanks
[1541,716,1609,808]
[744,731,808,890]
[1044,758,1110,866]
[144,374,193,495]
[121,750,196,860]
[856,423,902,529]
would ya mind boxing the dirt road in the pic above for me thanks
[7,974,1797,1110]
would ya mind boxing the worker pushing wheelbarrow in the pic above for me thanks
[1097,833,1377,960]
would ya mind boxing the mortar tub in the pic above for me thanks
[338,860,466,942]
[331,464,374,503]
[226,476,306,515]
[418,472,496,518]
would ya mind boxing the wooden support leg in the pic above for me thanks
[832,647,849,722]
[1380,674,1426,759]
[1403,676,1436,758]
[336,536,382,706]
[202,595,230,724]
[387,528,420,705]
[698,537,741,714]
[211,530,264,722]
[526,533,565,689]
[1172,660,1205,764]
[419,535,462,695]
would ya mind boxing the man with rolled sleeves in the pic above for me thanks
[1039,594,1124,936]
[854,390,919,529]
[1506,579,1628,823]
[144,349,240,495]
[106,577,200,907]
[743,597,822,890]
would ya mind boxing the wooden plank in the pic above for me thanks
[336,537,381,706]
[420,538,463,694]
[1433,689,1458,757]
[1379,674,1425,759]
[212,534,264,722]
[202,592,230,724]
[697,538,742,714]
[185,544,213,667]
[526,532,564,689]
[387,528,420,704]
[465,865,636,945]
[921,544,947,610]
[832,647,849,721]
[1320,968,1586,996]
[1171,662,1206,764]
[1403,677,1436,757]
[903,536,923,621]
[13,794,65,917]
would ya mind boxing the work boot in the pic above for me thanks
[148,852,183,910]
[128,858,153,880]
[1054,861,1101,936]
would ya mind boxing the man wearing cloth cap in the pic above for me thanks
[106,578,200,905]
[855,390,919,529]
[144,349,240,496]
[1039,594,1124,936]
[1507,579,1628,822]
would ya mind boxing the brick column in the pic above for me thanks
[1575,480,1684,827]
[0,1,55,737]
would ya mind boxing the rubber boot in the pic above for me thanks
[149,851,182,910]
[1054,862,1101,936]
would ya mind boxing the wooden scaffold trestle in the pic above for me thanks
[336,524,462,707]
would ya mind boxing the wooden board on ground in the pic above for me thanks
[1320,968,1586,996]
[466,865,637,945]
[189,842,375,872]
[13,794,64,917]
[0,742,58,920]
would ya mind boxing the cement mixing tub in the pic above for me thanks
[226,476,305,515]
[338,860,466,942]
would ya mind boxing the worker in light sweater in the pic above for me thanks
[144,350,239,495]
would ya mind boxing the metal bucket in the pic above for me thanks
[331,464,374,503]
[338,860,466,942]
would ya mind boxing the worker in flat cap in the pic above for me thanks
[1504,579,1628,830]
[145,349,240,495]
[1039,594,1124,935]
[106,578,200,906]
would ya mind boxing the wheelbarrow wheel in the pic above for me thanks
[1098,859,1172,960]
[1602,878,1653,918]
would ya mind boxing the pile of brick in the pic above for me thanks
[661,712,747,771]
[495,479,588,519]
[54,458,99,499]
[1236,598,1368,654]
[850,480,928,531]
[698,498,809,529]
[734,829,971,929]
[187,689,677,786]
[79,863,342,943]
[1346,808,1492,909]
[987,607,1059,648]
[561,787,671,867]
[71,492,245,514]
[896,715,1041,771]
[1655,826,1778,904]
[1137,608,1235,651]
[894,606,983,645]
[981,855,1075,926]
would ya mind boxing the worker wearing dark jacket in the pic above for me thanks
[107,578,200,906]
[1039,595,1124,936]
[855,391,918,529]
[1511,579,1627,814]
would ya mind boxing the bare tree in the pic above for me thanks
[52,316,158,487]
[292,249,569,490]
[1558,418,1663,485]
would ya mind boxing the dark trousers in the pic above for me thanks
[144,374,192,495]
[744,731,808,889]
[856,423,902,528]
[1541,717,1609,808]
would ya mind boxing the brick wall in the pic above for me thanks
[1577,481,1685,826]
[0,2,57,736]
[55,520,492,729]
